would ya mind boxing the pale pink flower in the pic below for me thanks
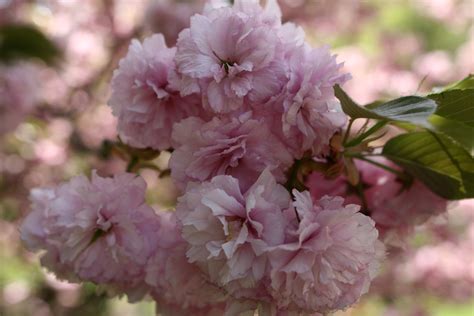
[223,299,261,316]
[145,0,203,46]
[416,0,456,22]
[268,191,383,314]
[109,34,199,150]
[0,63,39,135]
[176,169,291,298]
[224,299,324,316]
[278,22,306,49]
[20,172,160,300]
[174,2,286,113]
[367,181,447,243]
[64,30,108,86]
[401,240,474,300]
[203,0,302,47]
[156,302,226,316]
[77,104,118,148]
[169,114,293,191]
[399,199,474,300]
[20,188,56,252]
[371,200,474,303]
[307,172,362,206]
[307,159,448,242]
[456,38,474,74]
[219,0,282,25]
[145,211,227,311]
[282,45,349,155]
[33,139,68,166]
[413,51,454,83]
[267,44,350,158]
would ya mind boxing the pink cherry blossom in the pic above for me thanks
[400,200,474,300]
[268,191,383,314]
[20,188,79,282]
[145,0,203,46]
[0,63,40,135]
[176,169,291,299]
[19,171,160,300]
[145,211,227,312]
[203,0,281,20]
[212,0,283,27]
[282,45,349,155]
[307,172,361,206]
[368,181,448,244]
[20,188,56,251]
[109,34,199,150]
[307,159,448,242]
[402,239,474,301]
[156,301,226,316]
[174,2,286,113]
[169,114,293,191]
[266,44,350,158]
[229,300,325,316]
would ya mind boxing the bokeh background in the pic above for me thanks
[0,0,473,315]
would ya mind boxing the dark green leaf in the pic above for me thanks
[116,141,161,161]
[335,85,437,126]
[426,76,474,152]
[345,121,387,147]
[429,89,474,127]
[441,74,474,91]
[428,115,474,153]
[335,85,373,118]
[390,121,421,132]
[0,24,60,64]
[382,131,474,199]
[364,100,384,109]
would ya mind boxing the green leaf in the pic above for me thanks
[0,24,60,64]
[124,146,161,161]
[441,74,474,91]
[364,100,384,109]
[372,96,437,125]
[428,115,474,154]
[429,89,474,127]
[345,121,387,147]
[426,76,474,152]
[335,85,437,126]
[382,131,474,199]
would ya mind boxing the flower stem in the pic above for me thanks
[126,156,139,173]
[351,154,408,180]
[343,118,355,144]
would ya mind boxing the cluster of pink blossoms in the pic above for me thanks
[0,63,40,135]
[20,1,391,315]
[307,159,448,245]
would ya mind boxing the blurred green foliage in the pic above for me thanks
[332,0,469,57]
[0,24,61,65]
[378,3,467,52]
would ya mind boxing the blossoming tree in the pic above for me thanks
[19,0,474,315]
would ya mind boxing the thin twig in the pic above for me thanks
[352,155,408,180]
[126,156,139,173]
[357,118,370,136]
[343,118,355,144]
